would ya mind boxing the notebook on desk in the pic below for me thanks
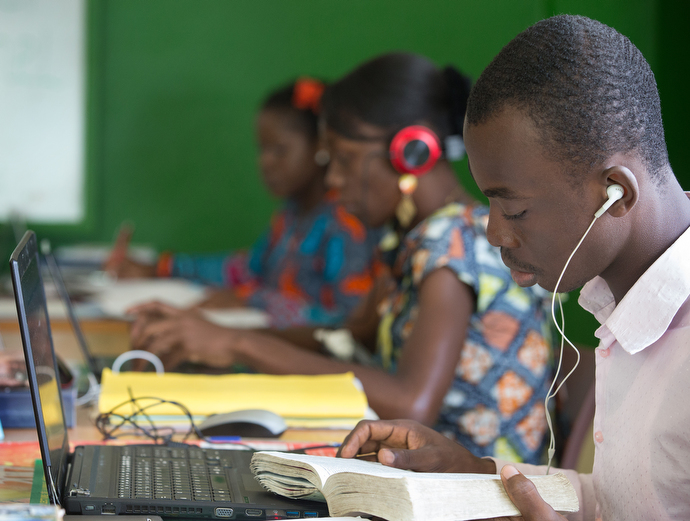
[10,231,329,520]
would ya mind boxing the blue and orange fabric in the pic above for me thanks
[168,190,380,328]
[376,202,552,464]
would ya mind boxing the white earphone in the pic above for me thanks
[594,184,625,218]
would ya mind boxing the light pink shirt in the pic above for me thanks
[493,222,690,520]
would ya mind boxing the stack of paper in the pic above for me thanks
[91,279,207,317]
[98,369,369,430]
[88,278,271,327]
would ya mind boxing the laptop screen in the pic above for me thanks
[42,242,102,381]
[10,231,70,504]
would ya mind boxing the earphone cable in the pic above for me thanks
[544,216,596,473]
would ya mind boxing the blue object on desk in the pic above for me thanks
[0,386,77,428]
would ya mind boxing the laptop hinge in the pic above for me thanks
[66,447,92,497]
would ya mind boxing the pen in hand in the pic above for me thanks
[103,222,134,277]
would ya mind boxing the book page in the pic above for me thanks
[255,452,409,483]
[252,470,325,502]
[254,452,493,482]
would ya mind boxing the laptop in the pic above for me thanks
[10,231,329,520]
[40,239,105,383]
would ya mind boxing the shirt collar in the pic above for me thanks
[579,222,690,354]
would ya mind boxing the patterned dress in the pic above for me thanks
[169,191,380,328]
[376,202,552,464]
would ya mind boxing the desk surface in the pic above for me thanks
[0,317,350,443]
[0,318,349,443]
[0,317,350,503]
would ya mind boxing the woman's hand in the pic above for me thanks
[128,301,239,370]
[337,419,496,474]
[196,288,245,309]
[105,257,156,279]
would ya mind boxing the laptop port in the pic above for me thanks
[304,512,319,518]
[101,505,116,515]
[285,512,300,519]
[215,507,235,518]
[244,509,262,517]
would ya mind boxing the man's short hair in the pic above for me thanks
[466,15,669,184]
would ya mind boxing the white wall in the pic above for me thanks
[0,0,85,223]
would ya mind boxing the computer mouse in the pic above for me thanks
[198,409,287,438]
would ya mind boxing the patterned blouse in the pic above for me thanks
[376,202,552,464]
[169,191,380,328]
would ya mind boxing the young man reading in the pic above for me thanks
[337,14,690,521]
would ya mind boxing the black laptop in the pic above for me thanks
[10,231,329,520]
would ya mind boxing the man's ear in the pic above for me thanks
[600,165,639,217]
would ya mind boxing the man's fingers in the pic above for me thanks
[380,446,441,471]
[338,421,401,458]
[337,421,375,458]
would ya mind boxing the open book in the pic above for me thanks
[250,452,579,521]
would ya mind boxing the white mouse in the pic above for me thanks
[198,409,287,438]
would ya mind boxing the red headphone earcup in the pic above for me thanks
[389,125,442,175]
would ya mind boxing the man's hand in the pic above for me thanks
[337,419,496,474]
[496,465,568,521]
[128,301,239,370]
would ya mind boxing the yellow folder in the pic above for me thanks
[98,369,368,419]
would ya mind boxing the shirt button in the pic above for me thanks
[594,431,604,443]
[599,348,610,358]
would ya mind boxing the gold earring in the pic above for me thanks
[395,174,418,228]
[314,149,330,166]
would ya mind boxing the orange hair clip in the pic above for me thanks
[292,77,325,114]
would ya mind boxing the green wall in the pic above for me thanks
[18,0,689,346]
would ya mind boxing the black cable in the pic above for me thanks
[95,387,222,445]
[94,388,339,452]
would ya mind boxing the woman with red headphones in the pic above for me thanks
[129,53,553,465]
[318,53,552,464]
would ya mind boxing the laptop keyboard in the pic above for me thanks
[117,445,235,502]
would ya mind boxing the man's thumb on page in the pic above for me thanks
[500,465,565,521]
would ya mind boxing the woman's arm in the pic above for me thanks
[240,268,471,424]
[129,267,472,425]
[370,267,473,423]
